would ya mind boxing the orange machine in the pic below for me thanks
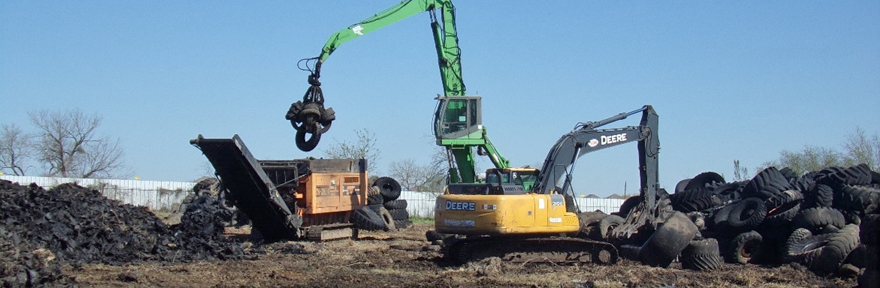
[191,135,368,241]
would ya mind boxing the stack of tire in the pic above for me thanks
[350,177,411,231]
[657,164,880,279]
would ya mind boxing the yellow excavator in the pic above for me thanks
[435,105,660,265]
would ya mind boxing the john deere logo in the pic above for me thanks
[588,139,599,147]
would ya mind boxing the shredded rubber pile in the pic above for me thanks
[0,180,250,286]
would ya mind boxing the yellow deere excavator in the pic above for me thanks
[435,105,661,265]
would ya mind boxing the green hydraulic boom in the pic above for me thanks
[287,0,509,183]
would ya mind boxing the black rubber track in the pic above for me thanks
[793,207,845,234]
[730,230,763,264]
[681,238,723,271]
[743,167,793,200]
[727,198,767,231]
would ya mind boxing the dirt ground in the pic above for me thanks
[67,222,858,288]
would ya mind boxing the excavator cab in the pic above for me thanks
[433,95,483,141]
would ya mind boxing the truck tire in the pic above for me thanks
[786,225,859,275]
[730,231,763,264]
[727,198,767,231]
[598,215,624,240]
[685,172,725,191]
[350,208,387,231]
[671,187,722,213]
[743,167,792,200]
[762,190,803,227]
[384,199,408,210]
[674,178,693,194]
[378,207,396,231]
[793,207,845,234]
[638,211,698,268]
[374,177,402,202]
[804,184,833,208]
[295,125,321,152]
[389,208,409,220]
[681,238,723,271]
[394,219,412,229]
[861,214,879,246]
[616,196,642,217]
[367,192,384,205]
[833,184,880,215]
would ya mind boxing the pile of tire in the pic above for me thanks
[350,177,412,231]
[651,164,880,279]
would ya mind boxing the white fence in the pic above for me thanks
[0,175,194,211]
[399,191,625,218]
[0,175,626,218]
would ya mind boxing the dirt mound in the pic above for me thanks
[0,180,251,286]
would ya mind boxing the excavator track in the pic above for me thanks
[443,237,618,265]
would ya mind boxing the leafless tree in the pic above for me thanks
[843,127,879,171]
[0,124,34,175]
[28,109,127,178]
[389,147,447,194]
[322,128,381,173]
[762,127,880,175]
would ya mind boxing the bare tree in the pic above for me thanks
[763,127,879,176]
[0,124,34,175]
[843,127,879,171]
[732,159,750,181]
[389,153,446,193]
[322,128,381,173]
[28,109,127,178]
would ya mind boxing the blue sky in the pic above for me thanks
[1,1,877,197]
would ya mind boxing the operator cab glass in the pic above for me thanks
[434,96,482,140]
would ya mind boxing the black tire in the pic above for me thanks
[730,231,763,264]
[727,198,767,231]
[377,207,396,231]
[710,204,736,231]
[762,190,803,227]
[786,225,860,275]
[638,211,699,268]
[843,164,873,186]
[861,214,879,247]
[685,172,726,191]
[675,178,693,194]
[367,192,384,205]
[743,167,793,200]
[374,177,402,202]
[795,174,817,194]
[383,199,408,210]
[671,187,722,213]
[793,207,845,234]
[295,124,321,152]
[712,181,745,203]
[779,167,798,184]
[394,219,411,229]
[350,208,387,231]
[598,215,624,240]
[804,184,833,208]
[616,196,642,217]
[367,203,383,214]
[809,224,861,275]
[389,208,409,220]
[578,211,608,239]
[833,184,880,214]
[681,238,723,271]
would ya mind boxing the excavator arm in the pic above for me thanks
[531,105,660,212]
[290,0,508,184]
